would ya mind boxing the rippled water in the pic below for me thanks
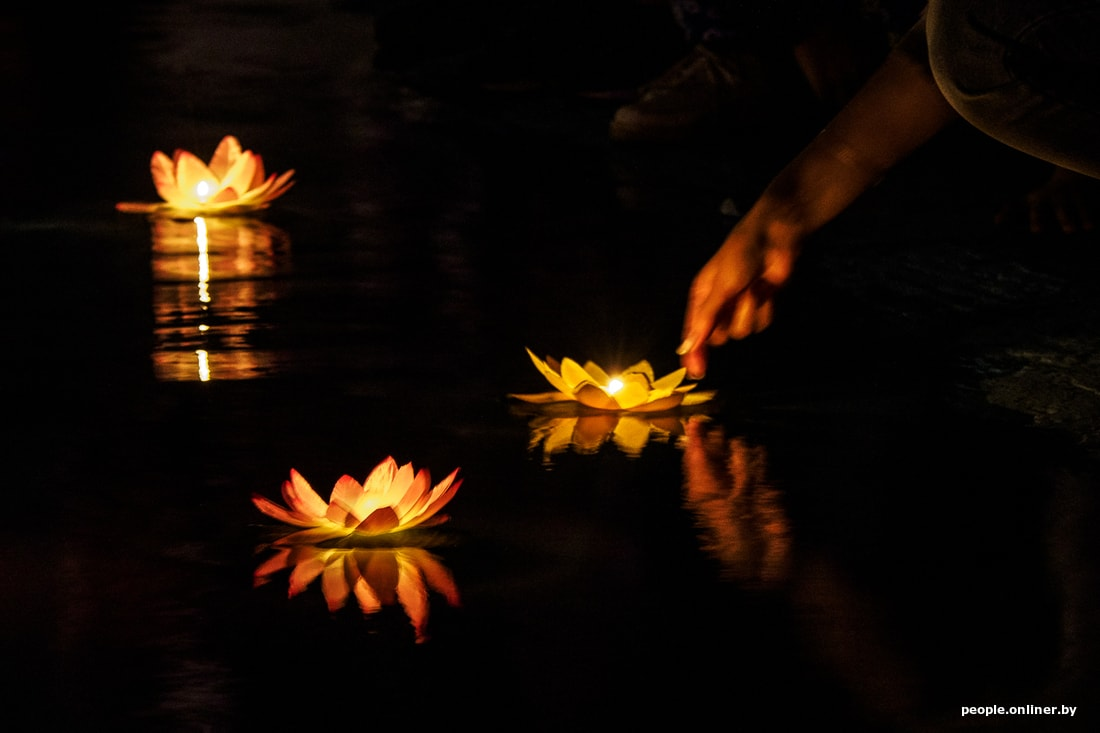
[3,2,1098,730]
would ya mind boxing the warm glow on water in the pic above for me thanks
[196,349,211,382]
[149,216,292,381]
[195,217,211,304]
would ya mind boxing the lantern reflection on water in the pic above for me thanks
[150,216,291,381]
[518,409,691,464]
[254,544,460,643]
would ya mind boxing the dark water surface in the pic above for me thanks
[3,2,1098,730]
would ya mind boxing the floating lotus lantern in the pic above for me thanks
[252,457,462,544]
[510,347,714,412]
[116,135,294,217]
[254,545,460,643]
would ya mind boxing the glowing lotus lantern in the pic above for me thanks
[254,545,460,643]
[252,457,462,544]
[116,135,294,217]
[510,347,714,412]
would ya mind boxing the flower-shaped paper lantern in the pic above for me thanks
[116,135,294,217]
[254,545,460,643]
[252,457,462,544]
[510,347,714,412]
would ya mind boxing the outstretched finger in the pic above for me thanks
[679,282,724,379]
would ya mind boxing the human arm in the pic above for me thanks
[678,16,960,378]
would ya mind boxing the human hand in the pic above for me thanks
[996,166,1099,234]
[677,219,800,379]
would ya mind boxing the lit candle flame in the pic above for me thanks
[605,378,624,395]
[195,180,212,203]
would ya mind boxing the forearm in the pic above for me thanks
[746,16,959,241]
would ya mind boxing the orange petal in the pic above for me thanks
[560,358,595,392]
[610,379,649,410]
[573,383,620,410]
[173,150,217,204]
[525,348,573,397]
[582,360,612,385]
[393,467,432,518]
[628,393,685,412]
[356,505,401,534]
[363,456,399,496]
[327,475,364,526]
[251,493,315,527]
[507,391,573,404]
[623,360,657,382]
[150,151,180,203]
[219,149,259,197]
[282,469,328,517]
[651,367,687,392]
[402,473,462,528]
[248,152,268,189]
[208,135,243,178]
[264,169,295,201]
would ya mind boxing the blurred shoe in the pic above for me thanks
[609,44,799,143]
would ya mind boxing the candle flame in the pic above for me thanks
[195,180,212,203]
[606,378,624,395]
